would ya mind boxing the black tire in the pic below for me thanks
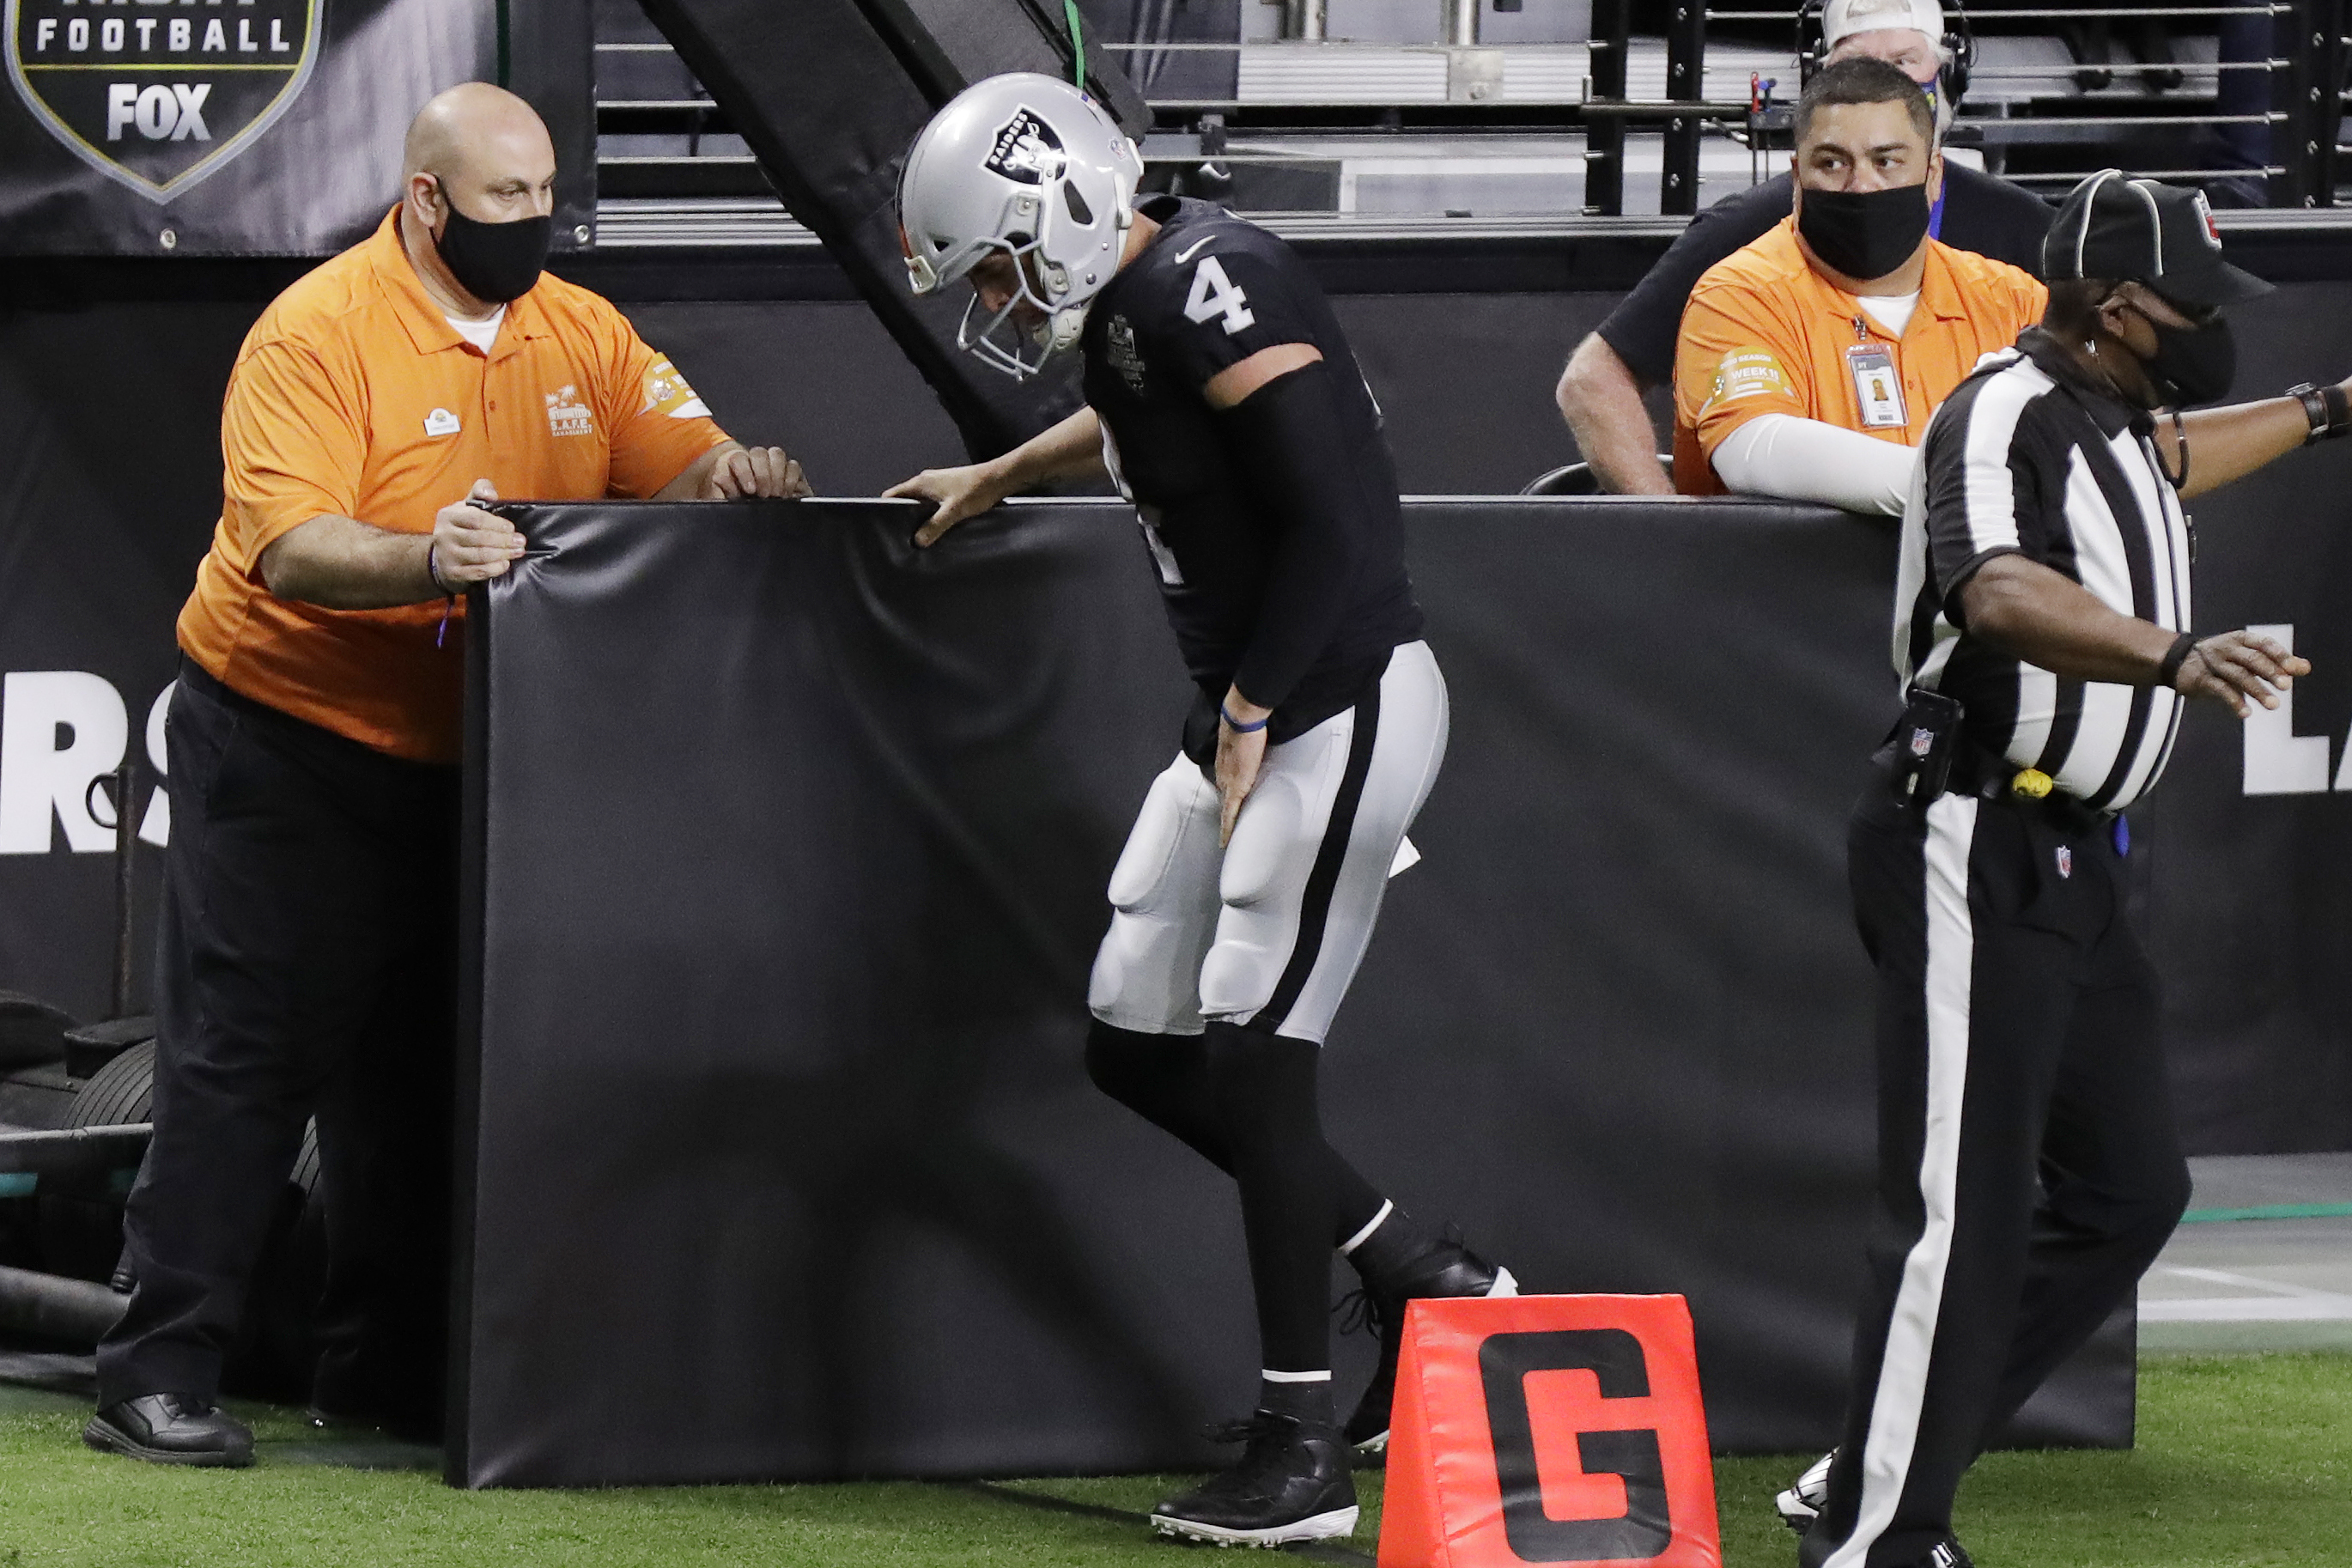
[35,1042,155,1281]
[36,1043,325,1396]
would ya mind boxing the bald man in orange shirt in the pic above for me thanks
[88,83,807,1467]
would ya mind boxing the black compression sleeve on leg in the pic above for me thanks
[1085,1020,1232,1173]
[1087,1019,1386,1248]
[1206,1022,1334,1374]
[1213,363,1367,711]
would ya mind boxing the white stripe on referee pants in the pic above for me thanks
[1826,793,1978,1568]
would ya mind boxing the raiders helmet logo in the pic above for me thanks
[6,0,321,203]
[983,107,1066,186]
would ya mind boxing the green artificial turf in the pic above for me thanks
[0,1352,2345,1566]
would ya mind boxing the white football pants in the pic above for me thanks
[1087,641,1447,1044]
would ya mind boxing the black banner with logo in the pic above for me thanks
[0,0,592,255]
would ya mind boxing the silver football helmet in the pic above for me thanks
[898,73,1145,380]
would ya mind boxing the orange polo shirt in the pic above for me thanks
[1671,216,2046,495]
[177,207,734,763]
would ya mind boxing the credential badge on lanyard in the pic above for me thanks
[1846,343,1907,430]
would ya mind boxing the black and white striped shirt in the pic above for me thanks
[1897,328,2192,812]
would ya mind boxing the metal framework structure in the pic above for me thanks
[591,1,2352,235]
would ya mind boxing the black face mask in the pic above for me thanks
[2136,311,2237,409]
[432,190,550,305]
[1796,182,1933,283]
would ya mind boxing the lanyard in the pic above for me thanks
[1928,182,1947,242]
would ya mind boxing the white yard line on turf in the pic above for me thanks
[2141,1267,2352,1322]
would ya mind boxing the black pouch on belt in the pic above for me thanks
[1886,687,1965,805]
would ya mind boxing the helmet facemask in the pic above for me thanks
[952,227,1090,382]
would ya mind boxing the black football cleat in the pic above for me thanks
[1776,1449,1833,1531]
[84,1394,254,1468]
[1917,1537,1975,1568]
[1149,1411,1358,1547]
[1342,1239,1517,1455]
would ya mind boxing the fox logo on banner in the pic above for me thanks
[4,0,319,202]
[1380,1294,1720,1568]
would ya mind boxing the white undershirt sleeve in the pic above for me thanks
[1710,413,1918,517]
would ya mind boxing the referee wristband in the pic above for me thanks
[1220,704,1269,733]
[2286,382,2352,445]
[2157,631,2200,690]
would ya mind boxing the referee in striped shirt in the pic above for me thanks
[1796,171,2343,1568]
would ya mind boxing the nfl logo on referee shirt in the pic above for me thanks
[5,0,321,202]
[2055,846,2072,879]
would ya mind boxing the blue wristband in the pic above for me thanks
[1221,704,1269,733]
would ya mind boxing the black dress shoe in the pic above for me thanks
[1151,1411,1358,1546]
[84,1395,254,1468]
[1342,1237,1517,1455]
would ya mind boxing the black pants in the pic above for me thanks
[96,661,459,1424]
[1802,781,2189,1568]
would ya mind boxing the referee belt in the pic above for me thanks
[1875,737,2113,836]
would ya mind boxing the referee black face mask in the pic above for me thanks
[2134,300,2237,408]
[429,182,550,304]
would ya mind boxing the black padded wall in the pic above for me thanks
[450,497,2132,1487]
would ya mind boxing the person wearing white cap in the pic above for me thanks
[1557,0,2050,495]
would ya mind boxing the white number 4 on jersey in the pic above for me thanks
[1183,256,1256,337]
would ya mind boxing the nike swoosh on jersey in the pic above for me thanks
[1172,236,1215,264]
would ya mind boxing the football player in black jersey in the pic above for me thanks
[886,74,1515,1547]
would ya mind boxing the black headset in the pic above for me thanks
[1796,0,1976,106]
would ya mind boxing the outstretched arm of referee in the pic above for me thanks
[1960,556,2308,717]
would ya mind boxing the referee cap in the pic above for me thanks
[2044,170,2273,307]
[1825,0,1945,46]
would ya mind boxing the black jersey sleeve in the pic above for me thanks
[1213,362,1367,711]
[1145,239,1323,392]
[1592,176,1794,386]
[1939,162,2055,277]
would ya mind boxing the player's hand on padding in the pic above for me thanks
[884,463,1010,548]
[432,479,525,585]
[2175,629,2309,718]
[706,445,809,499]
[1215,693,1273,848]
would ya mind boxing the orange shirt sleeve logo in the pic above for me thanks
[1705,348,1791,412]
[641,357,712,420]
